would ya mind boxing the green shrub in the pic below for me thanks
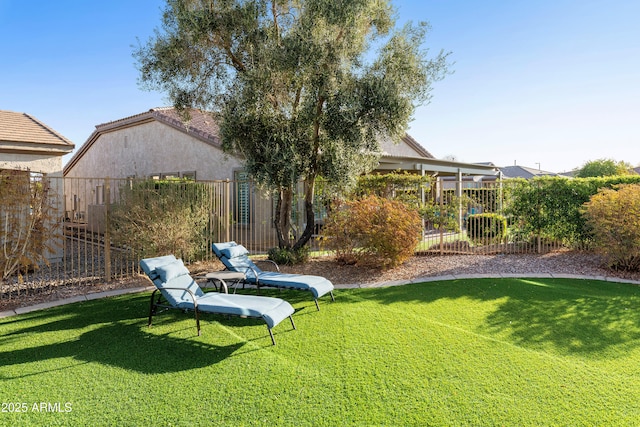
[320,195,422,269]
[355,172,432,209]
[267,246,309,265]
[582,184,640,271]
[504,175,640,247]
[466,213,507,244]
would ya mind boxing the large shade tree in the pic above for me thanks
[576,158,633,178]
[135,0,449,250]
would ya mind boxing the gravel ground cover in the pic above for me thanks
[3,250,640,313]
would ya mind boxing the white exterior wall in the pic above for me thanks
[65,121,243,180]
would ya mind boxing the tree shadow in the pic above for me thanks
[0,321,245,378]
[1,293,151,337]
[351,278,640,357]
[0,293,248,377]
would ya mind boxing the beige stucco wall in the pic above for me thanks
[64,120,243,180]
[0,155,65,262]
[379,136,425,158]
[0,152,63,176]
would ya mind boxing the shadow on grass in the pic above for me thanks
[0,294,245,376]
[346,278,640,357]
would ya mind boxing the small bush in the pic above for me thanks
[582,184,640,271]
[321,195,422,269]
[109,179,213,260]
[0,171,58,282]
[466,213,507,244]
[268,246,309,265]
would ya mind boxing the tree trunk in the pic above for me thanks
[294,177,316,250]
[274,180,317,250]
[274,186,294,249]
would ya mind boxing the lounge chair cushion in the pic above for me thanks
[216,243,259,274]
[193,293,294,329]
[254,272,334,299]
[148,259,205,307]
[212,242,334,300]
[220,245,250,259]
[212,241,238,258]
[140,254,177,282]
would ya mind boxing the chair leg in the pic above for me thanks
[330,291,335,302]
[314,298,320,311]
[148,292,158,327]
[195,309,201,336]
[289,315,296,330]
[268,327,276,345]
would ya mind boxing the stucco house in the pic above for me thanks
[63,107,242,181]
[0,110,75,260]
[62,107,497,245]
[64,107,498,180]
[1,110,74,176]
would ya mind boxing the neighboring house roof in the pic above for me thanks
[399,133,435,159]
[95,107,221,146]
[499,165,561,179]
[63,106,497,178]
[0,110,75,155]
[64,107,221,174]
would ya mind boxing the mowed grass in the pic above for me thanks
[1,278,640,426]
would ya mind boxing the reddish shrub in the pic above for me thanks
[321,195,422,269]
[583,184,640,271]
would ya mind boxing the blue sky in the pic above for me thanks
[1,0,638,173]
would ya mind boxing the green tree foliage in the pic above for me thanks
[320,195,422,269]
[583,184,640,271]
[576,158,633,177]
[135,0,450,250]
[109,180,214,260]
[0,171,58,283]
[355,172,432,208]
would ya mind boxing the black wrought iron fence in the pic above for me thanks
[1,175,596,302]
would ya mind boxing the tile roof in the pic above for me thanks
[0,110,74,148]
[95,107,221,147]
[64,107,221,174]
[499,165,560,179]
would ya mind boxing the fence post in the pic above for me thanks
[438,178,444,255]
[104,177,111,282]
[225,179,231,242]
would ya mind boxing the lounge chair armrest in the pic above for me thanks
[152,286,200,309]
[255,259,280,272]
[193,275,228,293]
[232,263,262,279]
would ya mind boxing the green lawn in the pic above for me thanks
[1,278,639,426]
